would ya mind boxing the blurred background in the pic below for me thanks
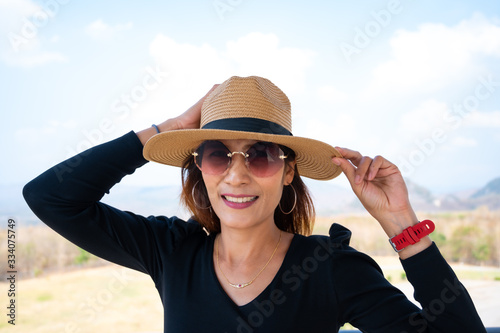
[0,0,499,331]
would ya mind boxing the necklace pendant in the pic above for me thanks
[229,282,251,289]
[216,231,282,291]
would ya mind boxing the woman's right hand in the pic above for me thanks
[136,84,219,145]
[172,84,220,130]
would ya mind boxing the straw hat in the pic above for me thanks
[143,76,342,180]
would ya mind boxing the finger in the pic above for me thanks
[189,84,221,113]
[336,147,374,184]
[331,156,358,190]
[205,84,220,96]
[355,156,373,184]
[196,84,220,105]
[367,155,385,180]
[335,147,363,167]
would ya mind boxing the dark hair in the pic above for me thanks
[180,145,316,235]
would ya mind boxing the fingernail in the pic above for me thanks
[332,158,341,166]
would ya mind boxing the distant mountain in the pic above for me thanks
[101,184,191,219]
[432,176,500,211]
[0,183,39,225]
[468,177,500,210]
[471,177,500,198]
[303,180,358,216]
[325,176,500,213]
[405,179,437,211]
[3,176,500,227]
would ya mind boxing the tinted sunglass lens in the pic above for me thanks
[194,141,286,177]
[195,141,230,175]
[247,143,284,177]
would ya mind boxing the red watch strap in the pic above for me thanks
[389,220,435,252]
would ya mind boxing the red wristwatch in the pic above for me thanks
[389,220,435,252]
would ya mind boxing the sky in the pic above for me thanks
[1,0,500,199]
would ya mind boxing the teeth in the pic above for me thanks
[224,196,257,203]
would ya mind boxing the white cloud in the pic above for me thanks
[494,132,500,143]
[14,119,77,144]
[465,110,500,128]
[304,114,357,146]
[450,136,477,147]
[366,14,500,98]
[3,50,66,67]
[2,33,67,67]
[0,0,66,67]
[0,0,40,15]
[85,19,133,40]
[149,34,230,89]
[148,32,315,95]
[398,99,449,139]
[224,33,315,93]
[122,32,317,129]
[317,85,348,104]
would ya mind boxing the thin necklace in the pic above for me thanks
[216,231,282,289]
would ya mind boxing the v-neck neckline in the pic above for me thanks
[209,233,299,309]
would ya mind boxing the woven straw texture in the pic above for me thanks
[201,76,292,132]
[143,76,342,180]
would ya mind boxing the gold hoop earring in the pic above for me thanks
[279,184,297,215]
[192,180,211,209]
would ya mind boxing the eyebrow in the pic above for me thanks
[220,140,257,151]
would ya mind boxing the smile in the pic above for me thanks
[223,195,258,203]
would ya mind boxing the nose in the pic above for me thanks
[224,153,251,184]
[228,151,248,159]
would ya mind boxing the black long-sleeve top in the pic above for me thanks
[23,131,486,332]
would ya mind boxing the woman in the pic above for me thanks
[24,76,485,332]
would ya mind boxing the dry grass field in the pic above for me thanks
[1,209,499,332]
[1,259,498,332]
[315,208,500,266]
[0,265,163,332]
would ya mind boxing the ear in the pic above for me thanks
[283,160,296,185]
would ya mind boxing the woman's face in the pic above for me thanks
[201,139,295,231]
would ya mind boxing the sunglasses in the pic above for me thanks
[192,140,289,177]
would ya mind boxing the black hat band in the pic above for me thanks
[202,117,293,136]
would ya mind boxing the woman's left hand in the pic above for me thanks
[332,147,419,238]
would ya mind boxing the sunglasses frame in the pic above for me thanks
[192,140,289,177]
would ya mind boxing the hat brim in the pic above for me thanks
[143,129,343,180]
